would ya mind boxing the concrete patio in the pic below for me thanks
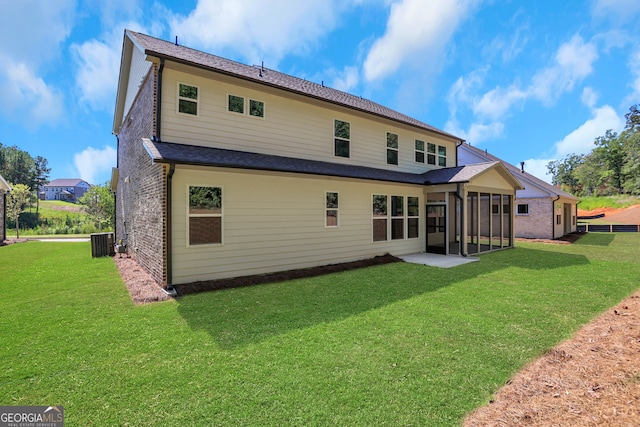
[398,253,480,268]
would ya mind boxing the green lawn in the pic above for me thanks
[1,234,639,426]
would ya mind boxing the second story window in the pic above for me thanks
[249,99,264,117]
[228,94,245,114]
[334,119,350,158]
[438,145,447,166]
[415,139,425,163]
[387,132,398,165]
[427,142,436,165]
[178,83,198,116]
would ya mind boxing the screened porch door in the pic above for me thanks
[426,205,446,254]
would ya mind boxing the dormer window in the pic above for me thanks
[178,83,198,116]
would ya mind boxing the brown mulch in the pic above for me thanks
[113,256,172,304]
[464,290,640,426]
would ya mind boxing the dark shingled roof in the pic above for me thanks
[143,139,499,186]
[126,30,461,141]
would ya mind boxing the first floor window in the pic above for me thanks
[188,186,222,245]
[334,119,350,158]
[387,132,399,165]
[178,83,198,115]
[556,214,562,225]
[372,194,387,241]
[517,204,529,215]
[326,192,338,227]
[373,194,419,241]
[391,196,404,240]
[408,197,419,238]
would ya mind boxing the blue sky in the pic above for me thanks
[1,0,639,185]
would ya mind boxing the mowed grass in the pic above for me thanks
[1,234,639,426]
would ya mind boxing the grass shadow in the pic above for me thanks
[176,247,590,349]
[572,233,616,246]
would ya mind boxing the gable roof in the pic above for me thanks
[120,30,462,142]
[459,143,578,200]
[45,179,91,187]
[143,139,520,188]
[0,174,10,192]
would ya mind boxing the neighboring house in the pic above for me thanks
[459,143,579,240]
[112,30,523,291]
[39,179,91,202]
[0,174,10,241]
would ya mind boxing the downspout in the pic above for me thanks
[164,163,177,296]
[455,140,465,167]
[551,195,560,239]
[456,183,468,257]
[154,58,165,142]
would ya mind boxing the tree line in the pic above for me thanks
[1,142,113,237]
[547,105,640,197]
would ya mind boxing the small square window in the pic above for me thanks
[228,95,244,114]
[517,204,529,215]
[249,99,264,117]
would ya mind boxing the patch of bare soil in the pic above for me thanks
[464,290,640,426]
[579,204,640,224]
[48,203,82,213]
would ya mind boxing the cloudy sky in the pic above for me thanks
[1,0,639,185]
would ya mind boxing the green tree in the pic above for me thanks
[547,154,584,194]
[6,183,32,239]
[78,183,114,231]
[33,155,51,214]
[0,145,35,186]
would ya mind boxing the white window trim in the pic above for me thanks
[333,118,351,158]
[516,203,529,215]
[177,82,199,117]
[415,139,425,164]
[386,132,399,165]
[248,98,266,119]
[372,194,420,242]
[227,93,245,115]
[186,184,224,248]
[325,191,339,228]
[407,196,420,239]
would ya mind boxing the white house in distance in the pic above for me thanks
[0,174,11,241]
[39,179,91,202]
[112,30,523,291]
[458,143,579,240]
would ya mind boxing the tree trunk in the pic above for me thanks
[15,217,19,239]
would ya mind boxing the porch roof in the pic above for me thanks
[143,139,512,187]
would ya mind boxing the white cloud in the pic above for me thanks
[168,0,351,65]
[591,0,640,22]
[528,35,598,105]
[446,34,599,144]
[0,0,74,127]
[0,62,64,126]
[624,49,640,106]
[581,87,599,108]
[554,105,624,157]
[363,0,479,82]
[445,119,503,143]
[329,66,360,92]
[73,146,117,185]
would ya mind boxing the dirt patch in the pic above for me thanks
[48,203,83,213]
[464,290,640,426]
[579,204,640,224]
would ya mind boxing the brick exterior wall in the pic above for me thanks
[515,197,553,239]
[115,66,167,286]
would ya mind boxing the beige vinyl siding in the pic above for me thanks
[171,166,424,284]
[124,45,152,122]
[160,66,457,174]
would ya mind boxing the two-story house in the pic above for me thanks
[458,143,578,240]
[39,178,92,202]
[0,174,10,242]
[112,30,523,292]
